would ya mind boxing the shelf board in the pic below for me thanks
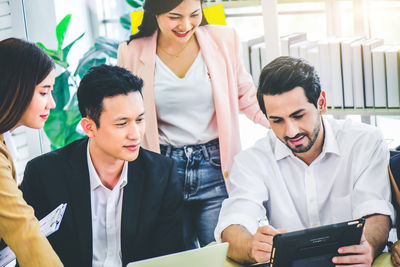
[327,108,400,116]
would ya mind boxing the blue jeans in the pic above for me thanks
[160,139,228,249]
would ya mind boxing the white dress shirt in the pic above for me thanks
[87,144,128,267]
[215,117,394,242]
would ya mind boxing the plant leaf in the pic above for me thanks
[56,14,72,52]
[120,13,131,30]
[125,0,144,8]
[53,71,71,111]
[74,37,119,78]
[36,42,57,56]
[44,110,68,149]
[93,37,119,58]
[37,42,66,67]
[62,32,85,62]
[76,57,107,80]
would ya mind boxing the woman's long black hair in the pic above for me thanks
[0,38,55,134]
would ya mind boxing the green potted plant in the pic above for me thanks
[39,0,144,149]
[38,15,122,149]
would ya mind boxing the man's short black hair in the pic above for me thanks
[257,56,321,115]
[77,64,143,127]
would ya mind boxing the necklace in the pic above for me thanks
[158,35,194,58]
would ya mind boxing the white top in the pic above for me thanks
[215,117,394,242]
[3,131,18,161]
[154,51,218,146]
[87,143,128,267]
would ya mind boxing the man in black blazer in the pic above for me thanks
[19,65,184,267]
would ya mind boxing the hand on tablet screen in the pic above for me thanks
[251,225,286,263]
[332,230,373,267]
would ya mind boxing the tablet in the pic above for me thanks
[270,218,365,267]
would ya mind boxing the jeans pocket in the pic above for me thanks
[209,157,221,168]
[207,148,221,168]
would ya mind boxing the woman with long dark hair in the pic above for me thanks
[118,0,269,249]
[0,38,62,266]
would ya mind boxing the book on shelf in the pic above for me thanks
[250,42,264,86]
[260,43,268,69]
[280,32,307,56]
[385,46,400,108]
[329,38,344,108]
[362,39,384,107]
[299,41,317,60]
[306,46,320,75]
[289,40,317,59]
[244,36,264,74]
[341,37,364,108]
[289,41,302,57]
[350,39,367,108]
[318,40,332,107]
[372,45,389,108]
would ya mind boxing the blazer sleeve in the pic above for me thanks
[150,161,185,255]
[232,29,270,128]
[0,151,63,267]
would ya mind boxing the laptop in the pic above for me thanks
[127,242,229,267]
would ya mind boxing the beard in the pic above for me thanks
[284,116,322,154]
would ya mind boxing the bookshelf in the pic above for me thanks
[235,0,400,116]
[328,108,400,116]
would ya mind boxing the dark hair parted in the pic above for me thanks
[77,64,143,128]
[0,38,55,134]
[257,56,321,115]
[128,0,208,42]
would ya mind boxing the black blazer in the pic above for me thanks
[19,138,184,267]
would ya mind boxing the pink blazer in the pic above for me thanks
[118,25,269,185]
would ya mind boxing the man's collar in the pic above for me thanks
[87,142,128,191]
[274,116,340,161]
[321,117,340,156]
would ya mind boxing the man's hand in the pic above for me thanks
[332,230,373,267]
[391,240,400,267]
[250,225,287,263]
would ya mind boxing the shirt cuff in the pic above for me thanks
[353,199,394,224]
[214,213,258,243]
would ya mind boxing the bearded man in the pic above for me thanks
[214,56,393,267]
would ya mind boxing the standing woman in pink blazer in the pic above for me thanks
[118,0,269,249]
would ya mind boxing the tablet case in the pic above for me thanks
[270,218,365,267]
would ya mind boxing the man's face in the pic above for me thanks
[264,87,325,155]
[84,91,145,163]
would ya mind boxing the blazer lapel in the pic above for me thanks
[65,138,93,266]
[137,33,161,153]
[121,149,145,263]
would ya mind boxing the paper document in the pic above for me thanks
[0,203,67,267]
